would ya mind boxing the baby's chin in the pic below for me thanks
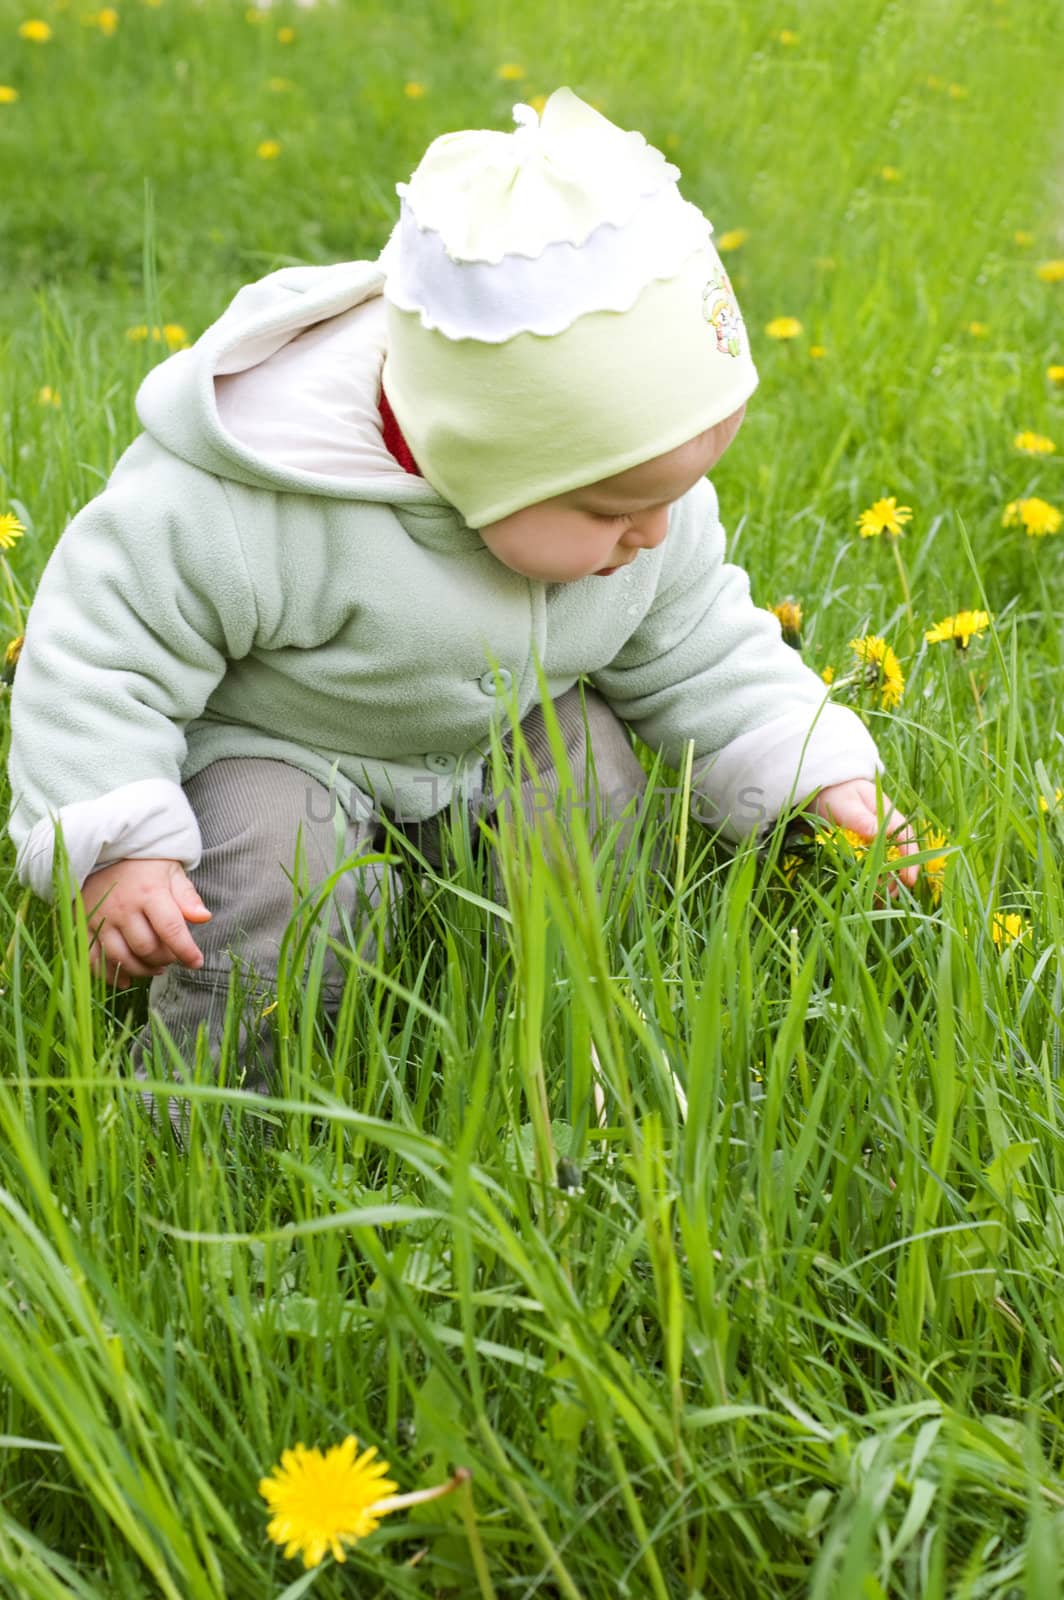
[494,558,601,583]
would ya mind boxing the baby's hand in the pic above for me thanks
[803,779,920,894]
[79,857,212,988]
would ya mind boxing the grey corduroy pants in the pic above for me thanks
[131,685,647,1089]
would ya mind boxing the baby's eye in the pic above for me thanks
[590,511,630,525]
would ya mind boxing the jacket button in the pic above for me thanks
[424,752,457,774]
[478,668,512,696]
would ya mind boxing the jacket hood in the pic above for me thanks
[135,260,449,507]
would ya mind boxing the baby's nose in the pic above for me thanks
[621,505,670,549]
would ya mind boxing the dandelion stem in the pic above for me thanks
[373,1466,471,1516]
[968,667,989,758]
[890,539,914,633]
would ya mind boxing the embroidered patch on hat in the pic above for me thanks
[702,267,746,358]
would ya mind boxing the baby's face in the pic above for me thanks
[477,403,746,583]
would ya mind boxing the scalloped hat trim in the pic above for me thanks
[381,183,712,343]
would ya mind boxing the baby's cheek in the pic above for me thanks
[478,526,524,569]
[479,529,563,579]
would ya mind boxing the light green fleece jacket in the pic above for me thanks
[7,261,881,899]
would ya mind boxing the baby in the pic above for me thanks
[7,89,916,1072]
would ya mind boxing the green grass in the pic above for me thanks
[2,0,1064,1594]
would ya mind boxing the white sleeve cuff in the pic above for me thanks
[16,778,203,901]
[691,701,884,842]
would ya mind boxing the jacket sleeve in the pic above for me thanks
[7,441,259,899]
[589,477,883,840]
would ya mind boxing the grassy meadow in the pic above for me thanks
[2,0,1064,1594]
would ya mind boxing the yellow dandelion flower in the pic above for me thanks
[37,385,60,406]
[664,132,680,150]
[847,633,905,708]
[925,74,943,90]
[528,92,548,113]
[85,8,119,34]
[0,512,26,551]
[717,228,749,253]
[245,6,267,19]
[780,853,804,884]
[815,825,869,860]
[821,664,835,685]
[276,25,294,42]
[403,80,426,98]
[991,912,1027,948]
[880,165,901,182]
[947,83,968,99]
[809,344,827,359]
[765,316,802,341]
[1037,260,1064,284]
[256,138,281,160]
[1048,365,1064,385]
[1003,497,1062,537]
[19,19,52,41]
[924,610,991,649]
[1038,787,1063,815]
[1,633,24,686]
[126,323,187,349]
[777,28,799,44]
[1013,430,1055,455]
[856,496,913,539]
[923,828,949,906]
[768,597,802,644]
[0,85,19,102]
[1014,230,1033,247]
[966,321,989,337]
[260,1438,399,1569]
[497,62,525,80]
[259,1438,467,1571]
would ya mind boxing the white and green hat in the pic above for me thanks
[380,88,757,527]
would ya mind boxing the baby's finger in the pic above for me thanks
[845,803,885,842]
[889,857,915,896]
[144,894,206,971]
[89,925,165,986]
[884,819,920,888]
[121,909,178,967]
[882,807,912,840]
[171,868,212,922]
